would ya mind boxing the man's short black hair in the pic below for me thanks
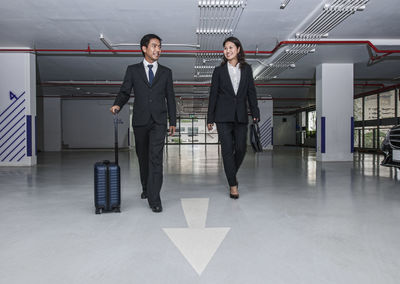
[140,34,162,57]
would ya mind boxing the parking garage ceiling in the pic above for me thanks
[1,0,400,114]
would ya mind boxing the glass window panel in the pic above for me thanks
[354,98,363,121]
[379,90,395,119]
[194,118,206,134]
[307,111,316,131]
[355,128,363,148]
[354,127,360,148]
[301,112,306,127]
[180,133,193,143]
[167,135,180,144]
[364,95,377,120]
[206,133,219,143]
[364,127,376,148]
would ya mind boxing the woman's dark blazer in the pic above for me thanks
[207,63,260,124]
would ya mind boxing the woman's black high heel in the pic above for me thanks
[229,186,239,199]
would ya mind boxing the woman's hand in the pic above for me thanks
[110,105,120,114]
[207,123,214,131]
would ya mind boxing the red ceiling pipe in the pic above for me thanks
[40,82,386,89]
[354,83,385,88]
[2,40,400,59]
[256,83,314,87]
[273,98,315,101]
[354,84,400,99]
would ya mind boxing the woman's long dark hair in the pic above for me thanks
[221,36,247,69]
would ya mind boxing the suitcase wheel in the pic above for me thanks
[95,208,102,214]
[113,207,121,213]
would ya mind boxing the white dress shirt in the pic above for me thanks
[227,62,241,95]
[143,58,158,81]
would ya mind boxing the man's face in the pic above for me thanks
[142,38,161,63]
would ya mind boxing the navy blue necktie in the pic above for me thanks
[148,64,154,85]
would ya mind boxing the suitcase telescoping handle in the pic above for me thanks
[113,111,119,165]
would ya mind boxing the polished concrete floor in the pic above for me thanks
[1,146,400,283]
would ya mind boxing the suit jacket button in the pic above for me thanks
[149,99,152,103]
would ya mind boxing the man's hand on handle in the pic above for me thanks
[169,126,176,136]
[110,105,120,114]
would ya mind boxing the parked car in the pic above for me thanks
[381,125,400,168]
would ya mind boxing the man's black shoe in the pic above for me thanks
[151,205,162,213]
[141,192,147,199]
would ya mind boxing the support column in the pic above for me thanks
[0,52,36,166]
[316,63,353,162]
[255,99,273,150]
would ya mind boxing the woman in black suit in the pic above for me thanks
[207,37,260,199]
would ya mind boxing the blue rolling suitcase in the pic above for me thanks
[94,114,121,214]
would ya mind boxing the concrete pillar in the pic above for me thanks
[316,63,354,162]
[258,99,273,150]
[0,52,36,166]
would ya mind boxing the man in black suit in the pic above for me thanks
[110,34,176,213]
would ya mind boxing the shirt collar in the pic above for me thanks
[143,58,158,68]
[228,62,240,70]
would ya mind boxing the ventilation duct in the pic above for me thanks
[255,0,370,81]
[195,0,247,80]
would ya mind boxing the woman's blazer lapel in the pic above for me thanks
[222,64,236,96]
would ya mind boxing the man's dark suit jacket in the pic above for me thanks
[114,62,177,126]
[207,63,260,124]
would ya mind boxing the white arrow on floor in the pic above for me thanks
[163,198,230,275]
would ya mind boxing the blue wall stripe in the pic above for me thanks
[0,116,25,140]
[0,123,25,149]
[26,115,32,157]
[17,153,26,162]
[0,131,25,157]
[0,107,25,133]
[10,146,26,162]
[351,116,354,153]
[258,118,272,147]
[321,117,326,154]
[0,99,25,126]
[2,138,25,161]
[0,92,25,119]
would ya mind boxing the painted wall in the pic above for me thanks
[273,115,296,146]
[61,99,129,149]
[0,52,36,166]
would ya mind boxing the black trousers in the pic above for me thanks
[216,121,248,187]
[133,118,166,207]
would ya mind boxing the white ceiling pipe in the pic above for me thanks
[99,34,116,53]
[309,10,343,34]
[280,0,291,9]
[322,11,354,33]
[232,3,245,33]
[220,6,232,35]
[112,43,200,49]
[306,9,343,35]
[320,8,354,33]
[303,8,329,34]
